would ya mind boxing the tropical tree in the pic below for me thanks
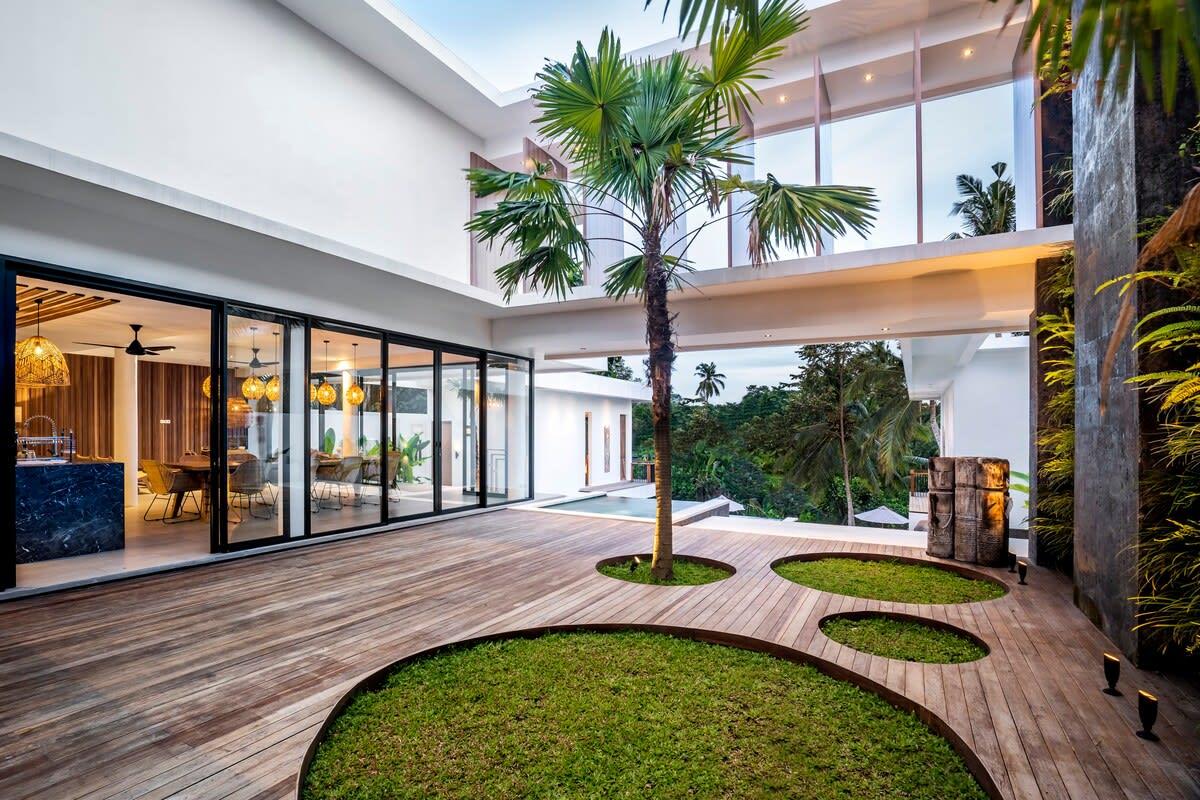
[596,356,636,381]
[694,362,727,402]
[946,162,1016,239]
[653,0,1198,112]
[778,342,931,526]
[466,1,876,579]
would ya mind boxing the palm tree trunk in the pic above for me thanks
[837,353,855,527]
[645,232,675,581]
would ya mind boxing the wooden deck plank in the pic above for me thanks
[0,510,1197,800]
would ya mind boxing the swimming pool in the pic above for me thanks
[546,496,700,518]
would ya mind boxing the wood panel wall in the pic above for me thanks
[138,360,211,462]
[15,354,210,462]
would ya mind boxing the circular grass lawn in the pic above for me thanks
[821,614,988,664]
[773,556,1006,604]
[301,632,988,800]
[597,555,732,586]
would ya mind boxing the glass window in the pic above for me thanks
[310,328,383,533]
[683,202,729,271]
[921,83,1016,242]
[747,126,816,264]
[386,341,435,519]
[440,352,481,510]
[486,355,530,503]
[225,311,305,545]
[12,275,213,589]
[830,105,917,252]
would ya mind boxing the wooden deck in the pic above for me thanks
[1,510,1197,799]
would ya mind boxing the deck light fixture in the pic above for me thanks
[1017,560,1028,585]
[1103,653,1121,696]
[15,299,71,388]
[345,343,365,406]
[315,340,338,406]
[631,555,641,573]
[1136,691,1159,740]
[1008,552,1017,573]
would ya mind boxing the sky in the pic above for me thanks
[391,0,679,91]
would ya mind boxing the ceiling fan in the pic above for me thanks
[75,324,176,357]
[230,328,279,369]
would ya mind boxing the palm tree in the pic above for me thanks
[653,0,1198,112]
[946,162,1016,240]
[466,1,876,579]
[694,362,726,403]
[780,342,932,526]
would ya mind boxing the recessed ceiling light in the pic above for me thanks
[881,327,891,332]
[580,346,588,351]
[962,47,975,58]
[777,94,788,104]
[763,333,773,339]
[863,72,874,82]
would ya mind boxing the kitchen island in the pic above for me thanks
[15,460,125,563]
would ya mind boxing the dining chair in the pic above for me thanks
[228,457,272,522]
[140,459,203,523]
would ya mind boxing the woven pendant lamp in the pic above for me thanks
[15,299,71,388]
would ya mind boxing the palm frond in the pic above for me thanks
[602,254,696,300]
[533,29,638,163]
[650,0,760,43]
[691,0,807,124]
[720,175,876,265]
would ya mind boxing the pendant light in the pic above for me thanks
[345,342,365,406]
[315,339,337,406]
[15,299,71,388]
[201,374,212,399]
[264,332,281,402]
[241,327,266,400]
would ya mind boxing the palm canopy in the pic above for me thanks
[946,162,1016,240]
[466,1,877,302]
[695,362,727,402]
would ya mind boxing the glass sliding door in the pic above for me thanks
[385,340,435,519]
[310,326,384,533]
[439,351,481,510]
[485,355,531,503]
[224,309,305,546]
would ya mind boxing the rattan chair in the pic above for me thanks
[140,459,203,523]
[229,457,272,522]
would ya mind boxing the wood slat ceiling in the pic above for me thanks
[15,283,120,328]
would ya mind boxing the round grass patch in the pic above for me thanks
[596,554,733,585]
[821,613,988,664]
[773,556,1005,604]
[301,632,988,799]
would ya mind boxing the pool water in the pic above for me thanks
[549,496,699,518]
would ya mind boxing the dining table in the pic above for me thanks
[165,451,259,519]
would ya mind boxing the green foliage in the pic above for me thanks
[773,558,1007,604]
[393,432,431,484]
[598,556,731,585]
[694,362,726,402]
[322,427,336,455]
[1105,230,1200,655]
[629,345,930,524]
[945,162,1016,239]
[1033,251,1076,565]
[821,616,987,664]
[303,632,988,799]
[593,356,637,381]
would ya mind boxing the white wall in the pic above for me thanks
[0,0,480,282]
[940,343,1030,527]
[535,387,636,495]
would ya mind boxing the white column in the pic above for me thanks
[112,351,139,508]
